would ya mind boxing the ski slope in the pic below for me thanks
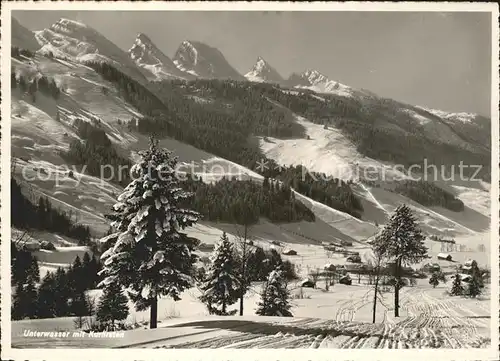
[260,113,491,239]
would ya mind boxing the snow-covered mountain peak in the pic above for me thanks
[135,32,152,43]
[131,33,157,51]
[177,40,200,66]
[34,18,148,82]
[286,69,354,98]
[302,69,329,84]
[254,56,268,69]
[173,40,244,80]
[128,33,191,80]
[51,18,89,33]
[245,56,284,83]
[129,32,159,59]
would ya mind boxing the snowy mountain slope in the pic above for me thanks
[285,69,361,98]
[259,112,491,240]
[11,55,154,237]
[10,17,491,248]
[262,68,490,155]
[128,33,193,81]
[354,96,492,154]
[417,106,482,124]
[12,48,491,248]
[259,114,408,182]
[173,40,245,80]
[33,18,148,83]
[413,105,491,152]
[245,57,284,83]
[12,17,40,52]
[11,54,363,253]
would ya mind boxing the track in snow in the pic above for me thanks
[138,285,490,350]
[144,313,489,349]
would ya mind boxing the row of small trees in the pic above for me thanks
[198,232,293,317]
[11,245,132,330]
[12,252,101,320]
[448,272,484,298]
[434,269,483,298]
[11,46,35,59]
[11,71,61,102]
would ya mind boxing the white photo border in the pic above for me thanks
[1,2,498,361]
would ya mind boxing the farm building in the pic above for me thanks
[344,264,364,272]
[431,263,441,271]
[461,259,478,274]
[282,249,297,256]
[21,240,41,251]
[346,254,362,263]
[339,275,352,285]
[422,263,441,272]
[361,264,374,273]
[464,259,477,267]
[198,243,215,252]
[300,279,316,288]
[323,240,343,248]
[437,253,453,261]
[324,263,336,272]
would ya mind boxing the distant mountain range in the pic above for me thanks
[8,17,400,99]
[12,16,488,125]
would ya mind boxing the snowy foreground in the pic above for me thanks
[12,280,490,349]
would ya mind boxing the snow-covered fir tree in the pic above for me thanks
[450,273,464,296]
[199,232,240,315]
[12,278,38,320]
[429,272,440,288]
[98,137,200,329]
[37,272,57,318]
[372,204,428,317]
[96,282,130,330]
[256,265,293,317]
[466,263,483,298]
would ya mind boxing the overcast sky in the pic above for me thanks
[14,11,492,116]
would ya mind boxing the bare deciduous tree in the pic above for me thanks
[309,268,321,288]
[371,248,385,323]
[234,223,253,316]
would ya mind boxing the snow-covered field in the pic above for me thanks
[11,214,492,350]
[12,279,491,348]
